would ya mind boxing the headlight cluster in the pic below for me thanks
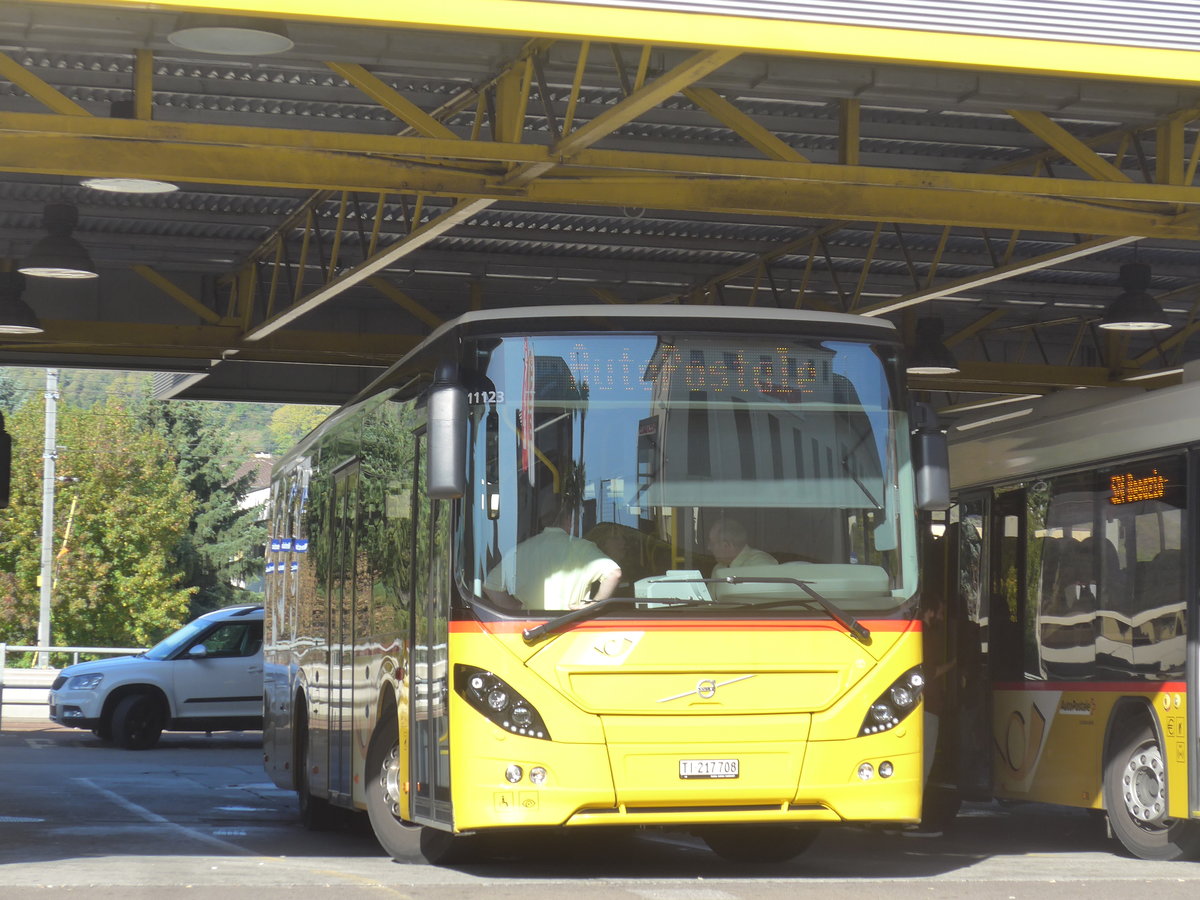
[67,673,104,690]
[858,666,924,736]
[455,665,551,740]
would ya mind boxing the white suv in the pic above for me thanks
[48,604,264,749]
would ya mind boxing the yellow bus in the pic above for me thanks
[933,383,1200,860]
[261,304,947,863]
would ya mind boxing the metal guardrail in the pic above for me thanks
[0,643,143,729]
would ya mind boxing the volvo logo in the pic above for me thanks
[657,674,755,703]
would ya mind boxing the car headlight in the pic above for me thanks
[67,673,104,690]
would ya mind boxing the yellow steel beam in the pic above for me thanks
[524,180,1194,238]
[367,276,445,328]
[681,87,809,162]
[133,50,154,120]
[839,99,860,167]
[6,111,1200,210]
[132,265,224,326]
[553,49,739,161]
[859,236,1142,316]
[27,0,1200,87]
[244,47,740,339]
[4,124,1197,238]
[0,52,91,116]
[946,309,1008,347]
[326,62,459,140]
[1007,109,1132,182]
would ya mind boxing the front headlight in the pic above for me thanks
[67,673,104,690]
[858,666,923,736]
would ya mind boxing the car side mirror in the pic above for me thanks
[187,644,209,659]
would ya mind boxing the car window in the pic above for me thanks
[197,621,263,658]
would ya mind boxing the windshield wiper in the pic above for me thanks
[522,596,703,643]
[658,575,872,644]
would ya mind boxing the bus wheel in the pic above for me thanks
[111,693,164,750]
[700,825,818,863]
[1104,720,1200,860]
[295,702,339,831]
[419,826,479,866]
[365,717,417,859]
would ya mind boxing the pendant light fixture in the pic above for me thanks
[168,15,293,55]
[906,316,960,376]
[0,270,44,334]
[19,202,98,280]
[1099,262,1171,331]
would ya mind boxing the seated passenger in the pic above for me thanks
[484,503,622,611]
[708,518,778,573]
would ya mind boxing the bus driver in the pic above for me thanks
[483,503,622,611]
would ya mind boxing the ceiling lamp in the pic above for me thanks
[167,16,293,55]
[1099,262,1171,331]
[906,317,960,376]
[18,203,99,280]
[0,271,44,335]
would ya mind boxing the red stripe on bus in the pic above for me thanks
[993,681,1186,692]
[451,618,916,634]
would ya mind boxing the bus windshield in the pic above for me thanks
[461,332,915,616]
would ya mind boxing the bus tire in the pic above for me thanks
[294,699,339,831]
[419,826,479,866]
[111,692,164,750]
[365,715,416,859]
[699,824,818,863]
[1104,718,1200,860]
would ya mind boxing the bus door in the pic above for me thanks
[951,492,993,798]
[411,433,453,825]
[328,461,360,803]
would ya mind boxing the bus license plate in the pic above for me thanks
[679,758,739,779]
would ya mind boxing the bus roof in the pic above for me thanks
[949,379,1200,489]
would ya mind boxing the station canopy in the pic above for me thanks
[2,0,1200,419]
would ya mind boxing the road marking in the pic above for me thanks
[73,778,256,856]
[25,739,53,749]
[0,816,45,823]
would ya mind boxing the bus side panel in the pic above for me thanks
[992,684,1189,817]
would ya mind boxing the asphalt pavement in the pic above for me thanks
[3,720,1200,899]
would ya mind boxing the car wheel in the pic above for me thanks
[111,693,164,750]
[700,824,818,863]
[365,714,417,859]
[1104,718,1200,860]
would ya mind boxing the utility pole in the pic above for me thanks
[36,368,58,668]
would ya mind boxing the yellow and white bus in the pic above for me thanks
[261,304,946,863]
[934,382,1200,860]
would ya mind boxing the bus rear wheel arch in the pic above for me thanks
[1103,711,1200,860]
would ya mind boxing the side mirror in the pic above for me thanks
[912,402,950,511]
[426,362,466,499]
[187,644,209,659]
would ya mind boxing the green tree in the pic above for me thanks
[140,399,266,617]
[0,397,195,649]
[269,404,334,454]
